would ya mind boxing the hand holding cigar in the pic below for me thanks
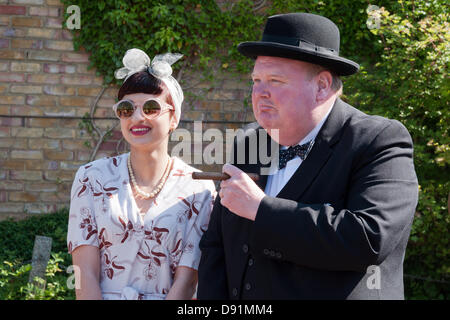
[213,163,264,221]
[192,172,259,181]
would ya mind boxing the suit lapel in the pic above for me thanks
[232,123,277,191]
[275,98,348,201]
[276,138,332,200]
[242,125,278,191]
[257,165,270,190]
[256,127,277,190]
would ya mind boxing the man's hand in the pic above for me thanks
[219,163,266,221]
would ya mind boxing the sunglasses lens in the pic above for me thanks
[115,100,134,118]
[142,99,162,118]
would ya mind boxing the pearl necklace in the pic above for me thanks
[127,155,172,200]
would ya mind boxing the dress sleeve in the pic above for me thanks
[178,182,216,270]
[67,165,100,254]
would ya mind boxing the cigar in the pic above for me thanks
[192,172,259,181]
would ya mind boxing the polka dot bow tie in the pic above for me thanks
[278,140,315,170]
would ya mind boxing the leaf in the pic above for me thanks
[86,230,97,240]
[112,262,125,270]
[77,185,87,197]
[138,252,150,260]
[106,268,113,279]
[172,238,182,253]
[192,204,199,215]
[153,227,169,233]
[181,198,190,207]
[104,253,110,265]
[99,228,105,238]
[151,250,166,258]
[121,231,129,243]
[103,187,118,192]
[118,216,127,229]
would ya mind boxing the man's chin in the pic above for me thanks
[258,126,298,146]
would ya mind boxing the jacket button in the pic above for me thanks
[245,283,251,291]
[270,250,275,257]
[232,288,238,296]
[248,258,254,266]
[276,252,282,259]
[263,249,269,255]
[242,244,248,253]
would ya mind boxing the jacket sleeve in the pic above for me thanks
[197,195,229,299]
[250,120,419,272]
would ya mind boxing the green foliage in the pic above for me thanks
[60,0,265,84]
[0,253,74,300]
[0,209,75,300]
[0,209,69,261]
[0,260,31,299]
[342,1,449,299]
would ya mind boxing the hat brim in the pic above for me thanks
[238,41,359,76]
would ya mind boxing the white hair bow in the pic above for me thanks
[114,48,184,126]
[114,48,183,82]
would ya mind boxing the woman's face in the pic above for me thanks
[119,91,176,152]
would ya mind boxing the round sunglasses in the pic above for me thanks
[112,98,174,120]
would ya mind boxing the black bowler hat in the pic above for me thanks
[237,12,359,76]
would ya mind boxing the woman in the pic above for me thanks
[67,49,216,300]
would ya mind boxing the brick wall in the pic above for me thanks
[0,0,256,220]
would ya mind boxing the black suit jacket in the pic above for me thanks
[197,98,418,300]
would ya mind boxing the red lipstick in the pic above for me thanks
[130,125,151,136]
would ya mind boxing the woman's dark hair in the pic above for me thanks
[118,71,174,106]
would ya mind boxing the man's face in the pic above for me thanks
[251,56,317,146]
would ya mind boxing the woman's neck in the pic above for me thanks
[129,146,170,186]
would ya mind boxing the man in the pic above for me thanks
[197,12,418,299]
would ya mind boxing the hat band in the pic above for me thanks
[261,34,338,56]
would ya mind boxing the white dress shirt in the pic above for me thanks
[264,104,334,197]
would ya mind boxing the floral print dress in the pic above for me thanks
[67,153,216,300]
